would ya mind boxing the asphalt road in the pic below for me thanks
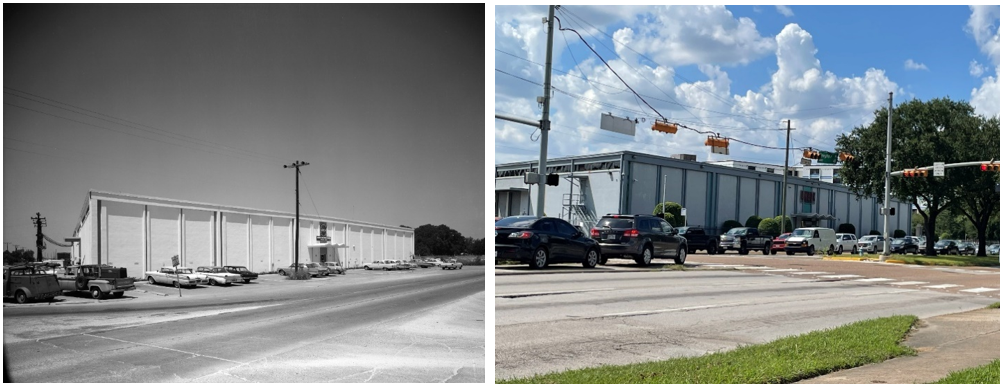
[4,267,485,383]
[495,256,997,380]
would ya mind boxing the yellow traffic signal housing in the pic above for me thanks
[802,149,820,159]
[981,163,1000,172]
[705,136,730,155]
[838,152,854,162]
[903,169,928,178]
[651,121,678,134]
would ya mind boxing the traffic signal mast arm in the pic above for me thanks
[892,159,999,176]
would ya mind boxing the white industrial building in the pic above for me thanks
[70,190,414,278]
[708,160,843,184]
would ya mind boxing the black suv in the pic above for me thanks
[495,216,602,269]
[591,214,688,266]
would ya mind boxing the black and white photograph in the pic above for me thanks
[3,3,485,383]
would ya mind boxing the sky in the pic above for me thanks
[4,4,485,253]
[494,5,1000,167]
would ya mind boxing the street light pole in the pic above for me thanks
[781,120,792,233]
[535,5,556,218]
[284,160,309,268]
[879,92,893,261]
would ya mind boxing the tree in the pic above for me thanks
[744,215,763,228]
[836,98,976,255]
[414,224,478,256]
[758,218,781,237]
[893,229,906,238]
[944,115,999,255]
[721,220,742,232]
[654,202,684,226]
[838,223,856,234]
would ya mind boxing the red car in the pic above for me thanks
[770,233,792,255]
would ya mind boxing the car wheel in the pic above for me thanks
[837,245,843,254]
[148,276,156,284]
[91,288,105,299]
[113,292,124,298]
[808,245,816,256]
[708,242,717,255]
[674,246,687,264]
[635,246,653,266]
[770,250,776,255]
[530,247,548,269]
[786,251,794,256]
[14,291,27,304]
[762,244,770,255]
[598,255,608,265]
[827,245,834,256]
[243,279,250,284]
[209,279,217,286]
[278,269,287,276]
[173,281,180,288]
[738,242,748,255]
[582,249,599,268]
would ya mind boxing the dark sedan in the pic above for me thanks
[890,237,919,254]
[933,240,960,255]
[958,242,977,256]
[495,216,601,269]
[223,266,258,283]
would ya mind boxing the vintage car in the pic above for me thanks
[145,267,207,287]
[392,260,414,270]
[195,266,243,286]
[58,264,135,299]
[439,259,463,270]
[4,265,62,304]
[277,263,319,277]
[362,260,394,270]
[223,265,258,283]
[318,262,344,275]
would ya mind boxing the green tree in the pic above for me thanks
[414,224,476,256]
[893,229,906,238]
[721,220,742,232]
[654,202,684,226]
[944,115,1000,255]
[744,215,763,228]
[836,98,976,255]
[758,218,781,237]
[773,215,793,234]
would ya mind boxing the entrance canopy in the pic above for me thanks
[308,242,349,248]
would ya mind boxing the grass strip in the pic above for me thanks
[930,359,1000,384]
[989,302,1000,309]
[498,315,917,384]
[830,253,999,267]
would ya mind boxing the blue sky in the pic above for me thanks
[494,5,999,165]
[4,4,484,253]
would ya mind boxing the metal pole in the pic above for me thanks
[295,163,299,268]
[880,92,893,260]
[535,5,555,218]
[781,120,791,233]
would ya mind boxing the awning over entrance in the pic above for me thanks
[791,213,836,228]
[308,242,349,248]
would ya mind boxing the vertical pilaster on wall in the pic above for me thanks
[178,209,183,267]
[247,214,252,267]
[268,217,274,271]
[222,213,227,266]
[211,211,216,266]
[144,205,150,274]
[97,199,102,265]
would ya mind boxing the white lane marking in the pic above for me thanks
[851,289,918,296]
[603,302,744,318]
[922,284,962,289]
[889,281,929,286]
[853,278,896,282]
[495,288,615,298]
[735,266,771,270]
[818,274,864,279]
[959,287,999,294]
[791,271,830,275]
[761,269,800,272]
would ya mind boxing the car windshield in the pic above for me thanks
[861,236,877,241]
[231,267,248,272]
[791,229,813,237]
[210,268,226,272]
[934,240,950,246]
[177,269,193,274]
[495,216,539,228]
[596,218,634,229]
[892,239,907,244]
[726,228,747,235]
[776,233,791,240]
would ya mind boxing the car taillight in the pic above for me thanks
[509,231,533,239]
[590,228,600,238]
[624,229,639,237]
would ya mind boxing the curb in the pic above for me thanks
[494,264,734,276]
[822,256,871,262]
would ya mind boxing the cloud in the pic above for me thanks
[775,5,794,17]
[965,5,1000,117]
[969,60,986,77]
[903,59,928,71]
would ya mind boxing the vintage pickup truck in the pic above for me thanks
[145,267,207,288]
[4,265,62,304]
[58,264,136,299]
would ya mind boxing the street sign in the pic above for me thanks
[800,158,812,166]
[818,151,837,164]
[600,113,637,136]
[317,236,330,243]
[933,162,945,177]
[681,208,687,216]
[172,256,179,267]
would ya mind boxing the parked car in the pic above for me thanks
[719,227,771,255]
[195,266,243,286]
[856,235,887,254]
[495,216,602,269]
[770,233,792,255]
[785,227,838,256]
[958,242,977,256]
[4,265,62,304]
[145,267,206,287]
[440,258,463,270]
[394,260,416,270]
[677,226,718,254]
[277,263,320,277]
[223,265,258,283]
[319,262,344,275]
[57,264,135,299]
[362,260,395,270]
[890,237,920,254]
[933,240,960,255]
[988,244,1000,255]
[590,214,688,265]
[834,233,858,254]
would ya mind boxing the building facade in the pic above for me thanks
[71,191,414,278]
[708,160,843,184]
[495,151,910,236]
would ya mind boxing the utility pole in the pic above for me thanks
[535,5,556,218]
[31,212,46,262]
[781,120,792,233]
[284,160,309,268]
[879,92,893,261]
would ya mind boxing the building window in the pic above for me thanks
[766,168,775,174]
[748,166,756,171]
[832,172,841,184]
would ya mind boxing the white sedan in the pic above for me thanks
[195,266,243,286]
[145,267,207,287]
[362,260,394,270]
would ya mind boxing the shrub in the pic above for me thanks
[773,215,793,234]
[744,215,763,228]
[893,229,906,238]
[721,220,743,232]
[284,268,312,280]
[654,202,684,226]
[869,230,882,236]
[758,218,781,237]
[837,223,856,234]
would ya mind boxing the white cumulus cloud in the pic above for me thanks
[969,60,986,77]
[904,59,928,71]
[775,5,794,17]
[965,5,1000,117]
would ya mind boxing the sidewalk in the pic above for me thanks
[796,307,1001,384]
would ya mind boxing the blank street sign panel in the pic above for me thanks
[600,113,636,136]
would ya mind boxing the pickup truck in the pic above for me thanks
[58,264,136,299]
[718,227,773,255]
[440,259,463,270]
[4,265,62,304]
[677,226,718,254]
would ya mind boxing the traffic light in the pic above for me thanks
[651,121,678,134]
[980,163,1000,172]
[838,152,855,162]
[545,173,559,186]
[903,168,928,178]
[705,136,730,155]
[802,149,820,159]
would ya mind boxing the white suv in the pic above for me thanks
[835,233,857,254]
[856,235,887,254]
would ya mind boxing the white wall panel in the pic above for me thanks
[716,175,738,226]
[272,218,291,268]
[629,162,658,215]
[149,206,180,270]
[298,220,312,263]
[347,225,362,268]
[757,180,776,218]
[185,210,213,269]
[738,177,757,222]
[683,172,707,229]
[105,202,144,279]
[251,216,270,272]
[225,213,249,266]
